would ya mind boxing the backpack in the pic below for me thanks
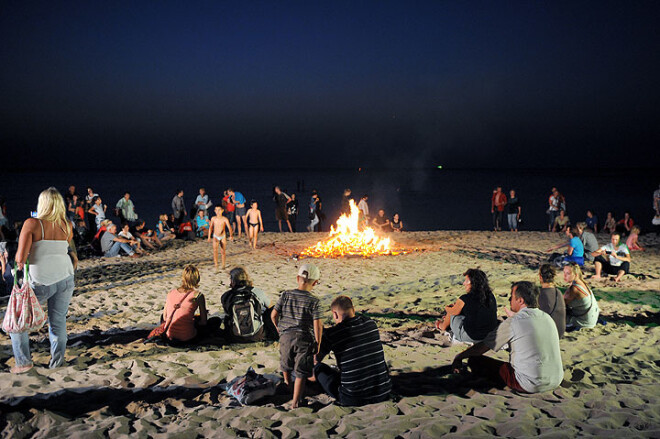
[224,287,263,338]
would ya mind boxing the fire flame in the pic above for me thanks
[301,200,396,258]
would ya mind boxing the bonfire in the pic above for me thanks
[300,200,397,258]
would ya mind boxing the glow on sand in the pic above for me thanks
[301,200,398,258]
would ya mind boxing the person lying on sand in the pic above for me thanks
[452,281,563,393]
[314,295,392,406]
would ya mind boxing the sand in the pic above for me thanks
[1,230,659,438]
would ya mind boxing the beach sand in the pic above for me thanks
[1,231,659,437]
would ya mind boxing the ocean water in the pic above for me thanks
[1,168,657,233]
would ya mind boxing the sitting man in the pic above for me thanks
[592,232,631,282]
[314,295,392,406]
[576,222,599,263]
[100,223,139,258]
[452,281,563,393]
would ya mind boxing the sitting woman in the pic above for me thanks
[156,214,176,241]
[435,268,498,344]
[391,213,403,232]
[626,225,644,251]
[546,226,584,266]
[160,265,209,343]
[195,210,210,238]
[552,209,570,233]
[563,263,600,330]
[603,211,616,234]
[221,267,274,342]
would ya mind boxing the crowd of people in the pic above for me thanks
[0,183,657,409]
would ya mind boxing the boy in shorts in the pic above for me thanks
[208,205,233,269]
[271,264,323,409]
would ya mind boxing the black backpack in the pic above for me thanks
[224,288,263,338]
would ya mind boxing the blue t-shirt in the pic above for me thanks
[585,216,598,230]
[233,192,246,205]
[569,236,584,257]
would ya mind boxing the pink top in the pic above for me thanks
[164,289,200,341]
[626,233,641,250]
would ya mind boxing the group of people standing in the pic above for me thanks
[490,187,522,232]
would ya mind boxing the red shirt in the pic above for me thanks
[492,192,507,211]
[222,196,235,212]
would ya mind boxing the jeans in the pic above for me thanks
[104,241,134,257]
[492,210,503,230]
[10,275,75,368]
[548,210,558,230]
[314,362,390,406]
[507,213,518,231]
[307,214,319,232]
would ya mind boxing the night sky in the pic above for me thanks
[2,1,659,171]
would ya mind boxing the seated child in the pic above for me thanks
[195,210,210,238]
[626,226,644,251]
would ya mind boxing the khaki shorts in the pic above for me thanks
[279,331,316,378]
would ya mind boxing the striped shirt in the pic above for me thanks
[319,314,392,404]
[274,289,321,336]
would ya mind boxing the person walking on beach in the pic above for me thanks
[507,189,521,232]
[287,194,299,232]
[358,194,370,227]
[208,205,232,269]
[172,189,186,227]
[547,188,559,232]
[491,187,507,231]
[228,189,248,238]
[452,281,563,393]
[246,200,263,250]
[273,186,292,233]
[10,187,78,373]
[315,295,392,406]
[307,193,320,232]
[271,264,323,409]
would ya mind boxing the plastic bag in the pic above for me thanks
[223,367,280,405]
[2,263,47,333]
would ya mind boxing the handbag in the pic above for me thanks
[2,261,48,334]
[146,290,192,340]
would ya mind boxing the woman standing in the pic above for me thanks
[563,263,600,329]
[11,187,77,373]
[435,268,498,343]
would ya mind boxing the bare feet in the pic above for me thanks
[11,364,33,374]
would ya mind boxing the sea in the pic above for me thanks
[1,168,657,233]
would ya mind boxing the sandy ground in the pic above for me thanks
[1,230,659,438]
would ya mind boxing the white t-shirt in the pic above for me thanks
[483,307,564,393]
[599,242,629,266]
[358,199,369,217]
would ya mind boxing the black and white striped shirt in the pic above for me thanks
[319,314,392,404]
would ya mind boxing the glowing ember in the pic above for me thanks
[301,200,397,258]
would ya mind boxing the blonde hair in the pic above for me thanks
[565,263,587,285]
[631,225,640,234]
[179,265,200,291]
[37,187,70,232]
[160,214,168,221]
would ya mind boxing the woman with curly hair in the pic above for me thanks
[435,268,498,343]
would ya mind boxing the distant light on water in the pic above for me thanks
[437,165,443,169]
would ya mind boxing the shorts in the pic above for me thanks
[276,207,288,221]
[279,331,316,378]
[235,206,246,217]
[595,256,629,275]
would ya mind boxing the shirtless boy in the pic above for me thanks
[208,205,233,269]
[246,200,264,249]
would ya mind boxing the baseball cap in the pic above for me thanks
[298,263,320,281]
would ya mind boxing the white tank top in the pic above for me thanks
[29,220,74,286]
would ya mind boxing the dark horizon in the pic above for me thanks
[2,1,659,171]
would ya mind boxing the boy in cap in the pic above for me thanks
[271,263,323,408]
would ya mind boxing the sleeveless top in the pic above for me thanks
[30,220,74,286]
[164,289,201,341]
[567,283,599,328]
